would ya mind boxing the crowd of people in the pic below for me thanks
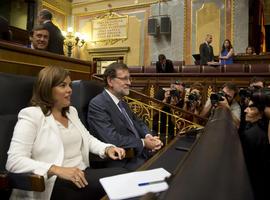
[153,76,270,200]
[1,7,269,200]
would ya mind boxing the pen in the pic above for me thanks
[138,180,165,186]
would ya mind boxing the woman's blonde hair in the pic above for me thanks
[30,66,70,116]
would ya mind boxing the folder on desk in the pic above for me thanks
[99,168,171,200]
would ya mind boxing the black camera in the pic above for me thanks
[188,93,199,103]
[170,89,180,98]
[239,86,261,99]
[210,91,225,104]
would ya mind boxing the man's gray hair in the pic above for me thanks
[39,9,53,20]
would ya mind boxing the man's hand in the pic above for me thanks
[144,135,163,151]
[218,97,230,109]
[106,146,126,160]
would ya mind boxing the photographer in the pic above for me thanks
[240,90,270,200]
[249,76,265,89]
[183,82,204,116]
[153,81,185,142]
[239,77,265,133]
[156,80,185,108]
[201,82,241,128]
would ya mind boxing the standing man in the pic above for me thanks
[37,9,64,55]
[156,54,174,73]
[199,34,214,65]
[29,25,49,51]
[87,62,163,170]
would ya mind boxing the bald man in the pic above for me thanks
[199,34,214,65]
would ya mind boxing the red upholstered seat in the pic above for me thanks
[248,64,270,73]
[128,66,144,73]
[181,65,201,73]
[144,66,156,73]
[223,64,246,73]
[201,65,222,73]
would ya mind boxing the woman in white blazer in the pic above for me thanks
[6,66,126,200]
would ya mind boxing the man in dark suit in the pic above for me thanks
[0,16,12,41]
[87,62,163,170]
[199,34,214,65]
[37,9,64,55]
[156,54,174,73]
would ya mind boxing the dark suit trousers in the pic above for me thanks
[50,167,128,200]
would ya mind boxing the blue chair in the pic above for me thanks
[0,72,45,199]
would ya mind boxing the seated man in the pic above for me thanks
[201,82,241,128]
[88,62,163,170]
[156,54,174,73]
[28,25,49,51]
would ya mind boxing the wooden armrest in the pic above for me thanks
[125,148,135,158]
[0,173,9,190]
[0,171,45,192]
[90,148,136,162]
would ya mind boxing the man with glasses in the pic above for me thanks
[87,62,163,170]
[201,82,241,128]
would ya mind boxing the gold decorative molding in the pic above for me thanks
[231,0,235,44]
[41,1,68,30]
[88,47,130,53]
[42,1,66,15]
[73,1,159,17]
[124,96,203,145]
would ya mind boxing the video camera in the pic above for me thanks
[210,91,226,105]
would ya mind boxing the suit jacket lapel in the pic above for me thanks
[102,90,135,133]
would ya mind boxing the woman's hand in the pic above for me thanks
[105,146,126,160]
[48,165,88,188]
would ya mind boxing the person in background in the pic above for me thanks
[88,62,163,170]
[249,76,265,89]
[239,77,265,133]
[0,16,12,41]
[245,46,256,55]
[156,54,174,73]
[183,82,205,116]
[6,66,126,200]
[240,92,270,200]
[153,80,186,142]
[29,25,49,51]
[219,39,234,65]
[199,34,214,65]
[37,9,64,55]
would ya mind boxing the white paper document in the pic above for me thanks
[99,168,171,200]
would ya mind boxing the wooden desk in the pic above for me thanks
[234,54,270,64]
[102,108,253,200]
[0,40,94,80]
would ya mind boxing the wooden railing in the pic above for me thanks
[92,74,207,145]
[102,107,253,200]
[0,40,94,80]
